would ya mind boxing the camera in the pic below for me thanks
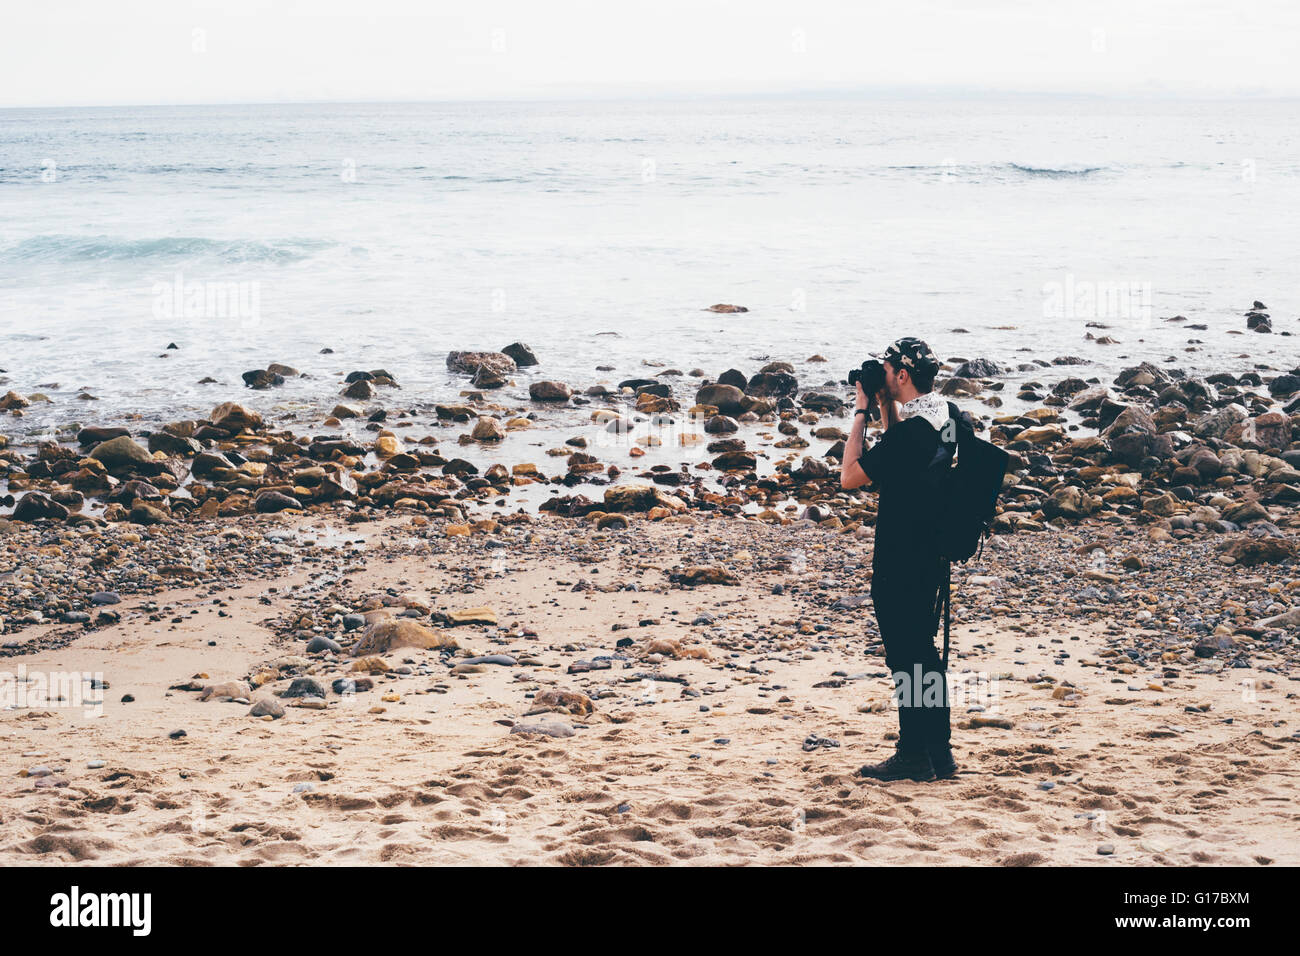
[848,358,887,396]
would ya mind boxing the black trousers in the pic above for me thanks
[871,557,950,755]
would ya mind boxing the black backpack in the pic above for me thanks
[924,401,1010,666]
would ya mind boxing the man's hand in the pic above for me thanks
[855,381,869,411]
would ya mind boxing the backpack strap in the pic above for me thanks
[941,560,951,670]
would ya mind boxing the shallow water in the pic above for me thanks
[2,96,1298,460]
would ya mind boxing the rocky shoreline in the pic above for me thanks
[2,331,1299,646]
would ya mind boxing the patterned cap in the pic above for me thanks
[879,336,939,374]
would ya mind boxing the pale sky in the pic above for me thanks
[3,0,1298,108]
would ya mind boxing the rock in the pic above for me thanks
[694,383,748,416]
[1249,412,1291,450]
[242,369,284,389]
[210,402,262,432]
[712,451,756,471]
[129,503,171,525]
[1267,373,1300,397]
[89,435,152,470]
[717,368,748,389]
[461,654,516,666]
[77,426,130,445]
[526,689,594,716]
[955,358,1002,378]
[603,484,687,513]
[447,607,497,626]
[12,492,69,522]
[1258,607,1300,629]
[501,342,538,367]
[528,380,573,402]
[249,697,285,718]
[351,619,458,656]
[800,392,843,412]
[704,415,738,434]
[254,491,302,514]
[305,635,342,654]
[1194,405,1248,441]
[281,677,328,699]
[447,351,516,378]
[970,715,1014,729]
[147,431,201,456]
[472,416,506,442]
[705,304,748,313]
[341,379,374,400]
[669,566,741,586]
[1223,499,1270,525]
[940,377,981,396]
[198,680,252,701]
[509,721,575,737]
[1218,536,1296,566]
[746,371,798,398]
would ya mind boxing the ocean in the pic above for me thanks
[1,96,1298,458]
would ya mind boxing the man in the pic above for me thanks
[840,337,957,782]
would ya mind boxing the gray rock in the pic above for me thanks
[250,697,286,718]
[281,677,328,699]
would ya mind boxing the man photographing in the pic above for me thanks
[840,337,957,782]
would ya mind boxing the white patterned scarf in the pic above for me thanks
[899,392,950,431]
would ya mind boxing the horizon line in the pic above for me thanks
[3,84,1298,112]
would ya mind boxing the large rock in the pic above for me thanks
[146,432,201,457]
[210,402,262,432]
[528,381,573,402]
[1218,536,1297,566]
[746,371,798,398]
[12,492,69,522]
[447,351,516,377]
[603,484,687,513]
[955,358,1002,378]
[1194,404,1248,440]
[713,451,757,471]
[351,619,458,656]
[1248,412,1291,450]
[695,383,747,416]
[76,426,130,445]
[1041,485,1102,520]
[801,392,844,412]
[1101,405,1156,438]
[89,435,152,470]
[1267,373,1300,397]
[472,416,505,442]
[501,342,538,367]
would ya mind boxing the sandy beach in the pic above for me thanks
[2,510,1296,867]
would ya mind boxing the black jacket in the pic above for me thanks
[858,416,949,579]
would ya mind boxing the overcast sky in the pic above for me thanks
[3,0,1297,108]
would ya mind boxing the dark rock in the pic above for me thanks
[12,493,69,522]
[501,342,538,367]
[955,358,1002,378]
[281,677,328,699]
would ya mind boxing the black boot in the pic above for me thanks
[927,744,959,779]
[855,748,936,782]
